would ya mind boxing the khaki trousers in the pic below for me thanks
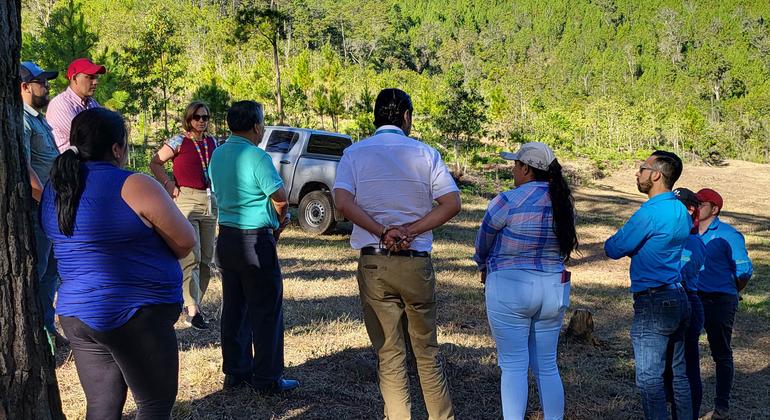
[175,187,217,309]
[357,254,454,420]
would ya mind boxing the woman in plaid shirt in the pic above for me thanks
[474,142,578,420]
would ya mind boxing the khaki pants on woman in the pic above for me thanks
[175,187,217,309]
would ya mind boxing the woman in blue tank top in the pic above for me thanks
[41,108,195,419]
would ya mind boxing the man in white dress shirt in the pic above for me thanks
[333,88,461,420]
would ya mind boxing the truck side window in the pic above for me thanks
[266,130,300,153]
[306,135,352,157]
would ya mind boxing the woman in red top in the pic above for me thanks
[150,101,218,330]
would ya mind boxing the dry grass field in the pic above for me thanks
[55,160,770,419]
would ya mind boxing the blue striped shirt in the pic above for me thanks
[473,182,565,274]
[40,162,182,331]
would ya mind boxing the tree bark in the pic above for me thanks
[0,1,65,418]
[272,38,285,125]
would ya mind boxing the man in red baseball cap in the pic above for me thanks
[46,58,106,152]
[695,188,753,419]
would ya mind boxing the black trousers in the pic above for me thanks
[60,303,180,420]
[216,225,284,387]
[699,291,739,411]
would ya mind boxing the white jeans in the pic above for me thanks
[485,269,570,420]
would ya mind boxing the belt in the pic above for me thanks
[218,225,273,235]
[633,282,682,299]
[360,246,430,258]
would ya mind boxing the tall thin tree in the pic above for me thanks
[0,0,65,418]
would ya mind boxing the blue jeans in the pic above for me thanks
[699,292,738,412]
[486,269,569,420]
[33,211,58,333]
[665,290,704,419]
[631,286,691,420]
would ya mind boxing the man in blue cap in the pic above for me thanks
[20,61,67,348]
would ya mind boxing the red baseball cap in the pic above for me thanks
[696,188,723,210]
[67,58,106,79]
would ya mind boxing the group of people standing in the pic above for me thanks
[22,58,296,418]
[21,56,752,420]
[605,152,753,420]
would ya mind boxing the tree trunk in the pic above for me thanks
[0,1,65,418]
[272,38,285,125]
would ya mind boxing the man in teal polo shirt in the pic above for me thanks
[209,100,296,393]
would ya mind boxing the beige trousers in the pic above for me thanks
[357,254,455,420]
[175,187,217,309]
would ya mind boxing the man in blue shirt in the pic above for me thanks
[20,61,67,349]
[209,101,297,394]
[605,151,692,419]
[665,188,708,418]
[695,188,752,420]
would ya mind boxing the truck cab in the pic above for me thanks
[258,126,352,234]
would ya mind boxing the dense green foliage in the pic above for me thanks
[21,0,770,165]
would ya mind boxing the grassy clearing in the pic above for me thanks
[55,160,770,419]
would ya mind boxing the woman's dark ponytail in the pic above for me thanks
[51,148,82,236]
[533,159,578,261]
[49,108,127,237]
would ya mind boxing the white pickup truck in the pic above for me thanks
[257,126,353,234]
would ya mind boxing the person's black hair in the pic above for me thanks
[227,100,263,132]
[373,88,413,128]
[51,108,126,236]
[531,159,579,261]
[651,150,683,190]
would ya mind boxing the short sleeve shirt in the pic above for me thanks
[333,126,459,252]
[22,103,59,185]
[209,135,284,229]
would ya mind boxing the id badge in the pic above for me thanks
[206,188,212,215]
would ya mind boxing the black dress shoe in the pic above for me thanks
[223,374,248,389]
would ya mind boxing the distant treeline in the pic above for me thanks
[21,0,770,165]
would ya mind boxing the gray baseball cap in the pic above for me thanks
[500,142,556,171]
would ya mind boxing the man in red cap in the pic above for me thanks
[46,58,106,153]
[695,188,753,419]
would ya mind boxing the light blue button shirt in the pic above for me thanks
[209,135,284,230]
[604,192,691,293]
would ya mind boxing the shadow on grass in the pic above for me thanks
[161,344,502,420]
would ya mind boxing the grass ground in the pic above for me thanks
[55,160,770,419]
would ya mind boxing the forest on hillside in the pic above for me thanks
[20,0,770,168]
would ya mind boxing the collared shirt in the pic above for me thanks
[604,191,691,292]
[333,125,459,252]
[22,102,59,185]
[209,135,284,230]
[680,234,706,292]
[166,133,218,190]
[46,87,101,153]
[698,217,753,295]
[473,181,564,274]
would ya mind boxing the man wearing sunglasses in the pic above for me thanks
[605,151,692,419]
[47,57,105,153]
[694,188,752,420]
[20,61,68,349]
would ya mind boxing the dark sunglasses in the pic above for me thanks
[191,114,210,122]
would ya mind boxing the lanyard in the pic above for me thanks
[187,134,212,186]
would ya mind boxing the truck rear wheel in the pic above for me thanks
[298,190,336,235]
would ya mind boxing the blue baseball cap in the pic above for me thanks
[20,61,59,83]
